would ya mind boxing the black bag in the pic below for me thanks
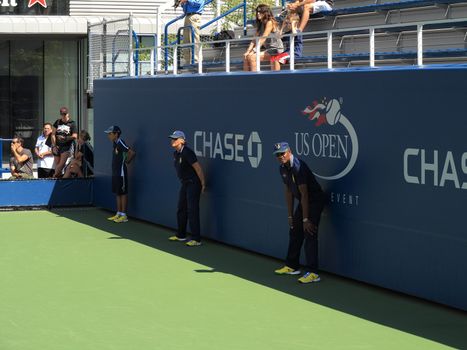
[213,30,235,47]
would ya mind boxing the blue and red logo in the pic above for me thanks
[296,97,359,180]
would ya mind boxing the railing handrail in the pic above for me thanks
[132,16,467,75]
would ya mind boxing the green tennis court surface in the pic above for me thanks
[0,208,465,350]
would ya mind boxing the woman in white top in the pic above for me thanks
[35,122,55,178]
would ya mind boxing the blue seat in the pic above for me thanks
[321,0,467,17]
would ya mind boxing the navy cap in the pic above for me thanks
[273,142,290,154]
[104,125,121,134]
[168,130,186,140]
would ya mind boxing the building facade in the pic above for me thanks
[0,0,209,158]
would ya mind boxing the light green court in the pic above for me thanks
[0,208,465,350]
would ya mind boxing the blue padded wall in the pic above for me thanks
[94,67,467,310]
[0,179,93,207]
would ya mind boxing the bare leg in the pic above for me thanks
[299,2,314,32]
[53,152,70,177]
[272,60,280,71]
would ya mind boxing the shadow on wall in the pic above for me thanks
[53,207,467,350]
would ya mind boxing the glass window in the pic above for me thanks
[44,40,78,126]
[0,40,9,162]
[10,40,44,154]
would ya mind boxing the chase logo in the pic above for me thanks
[194,130,262,168]
[295,97,359,180]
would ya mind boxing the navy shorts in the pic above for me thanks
[112,176,128,195]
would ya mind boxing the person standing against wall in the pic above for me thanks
[168,130,206,246]
[180,0,205,65]
[273,142,326,283]
[105,126,135,223]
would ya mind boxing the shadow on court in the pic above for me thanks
[54,207,467,349]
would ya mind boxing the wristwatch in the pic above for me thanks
[302,218,309,223]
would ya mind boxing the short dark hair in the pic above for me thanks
[14,137,24,146]
[80,130,91,142]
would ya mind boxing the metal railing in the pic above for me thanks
[131,17,467,75]
[163,0,247,70]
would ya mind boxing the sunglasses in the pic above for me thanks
[275,152,286,158]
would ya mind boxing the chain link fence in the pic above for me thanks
[87,16,133,93]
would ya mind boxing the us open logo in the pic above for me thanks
[294,97,359,180]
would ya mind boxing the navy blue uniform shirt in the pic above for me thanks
[174,146,199,182]
[279,155,324,203]
[112,138,129,177]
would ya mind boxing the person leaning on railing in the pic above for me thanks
[287,0,333,32]
[243,4,284,72]
[9,137,34,180]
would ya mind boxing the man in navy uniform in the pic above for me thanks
[168,130,206,246]
[273,142,326,283]
[105,125,135,223]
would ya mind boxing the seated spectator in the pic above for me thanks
[243,4,284,72]
[287,0,333,32]
[271,10,303,71]
[63,130,94,178]
[52,107,77,178]
[35,122,55,178]
[9,137,34,180]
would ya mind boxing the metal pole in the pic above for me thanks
[370,27,375,67]
[173,46,178,74]
[156,8,161,72]
[216,0,221,33]
[417,24,423,66]
[255,37,260,71]
[226,41,231,73]
[198,45,203,74]
[290,34,295,71]
[327,31,333,69]
[129,13,133,76]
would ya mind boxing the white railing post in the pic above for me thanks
[290,34,295,71]
[198,45,203,74]
[370,27,375,67]
[256,37,261,71]
[173,46,178,75]
[417,24,423,66]
[226,41,231,73]
[150,48,155,75]
[327,31,333,69]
